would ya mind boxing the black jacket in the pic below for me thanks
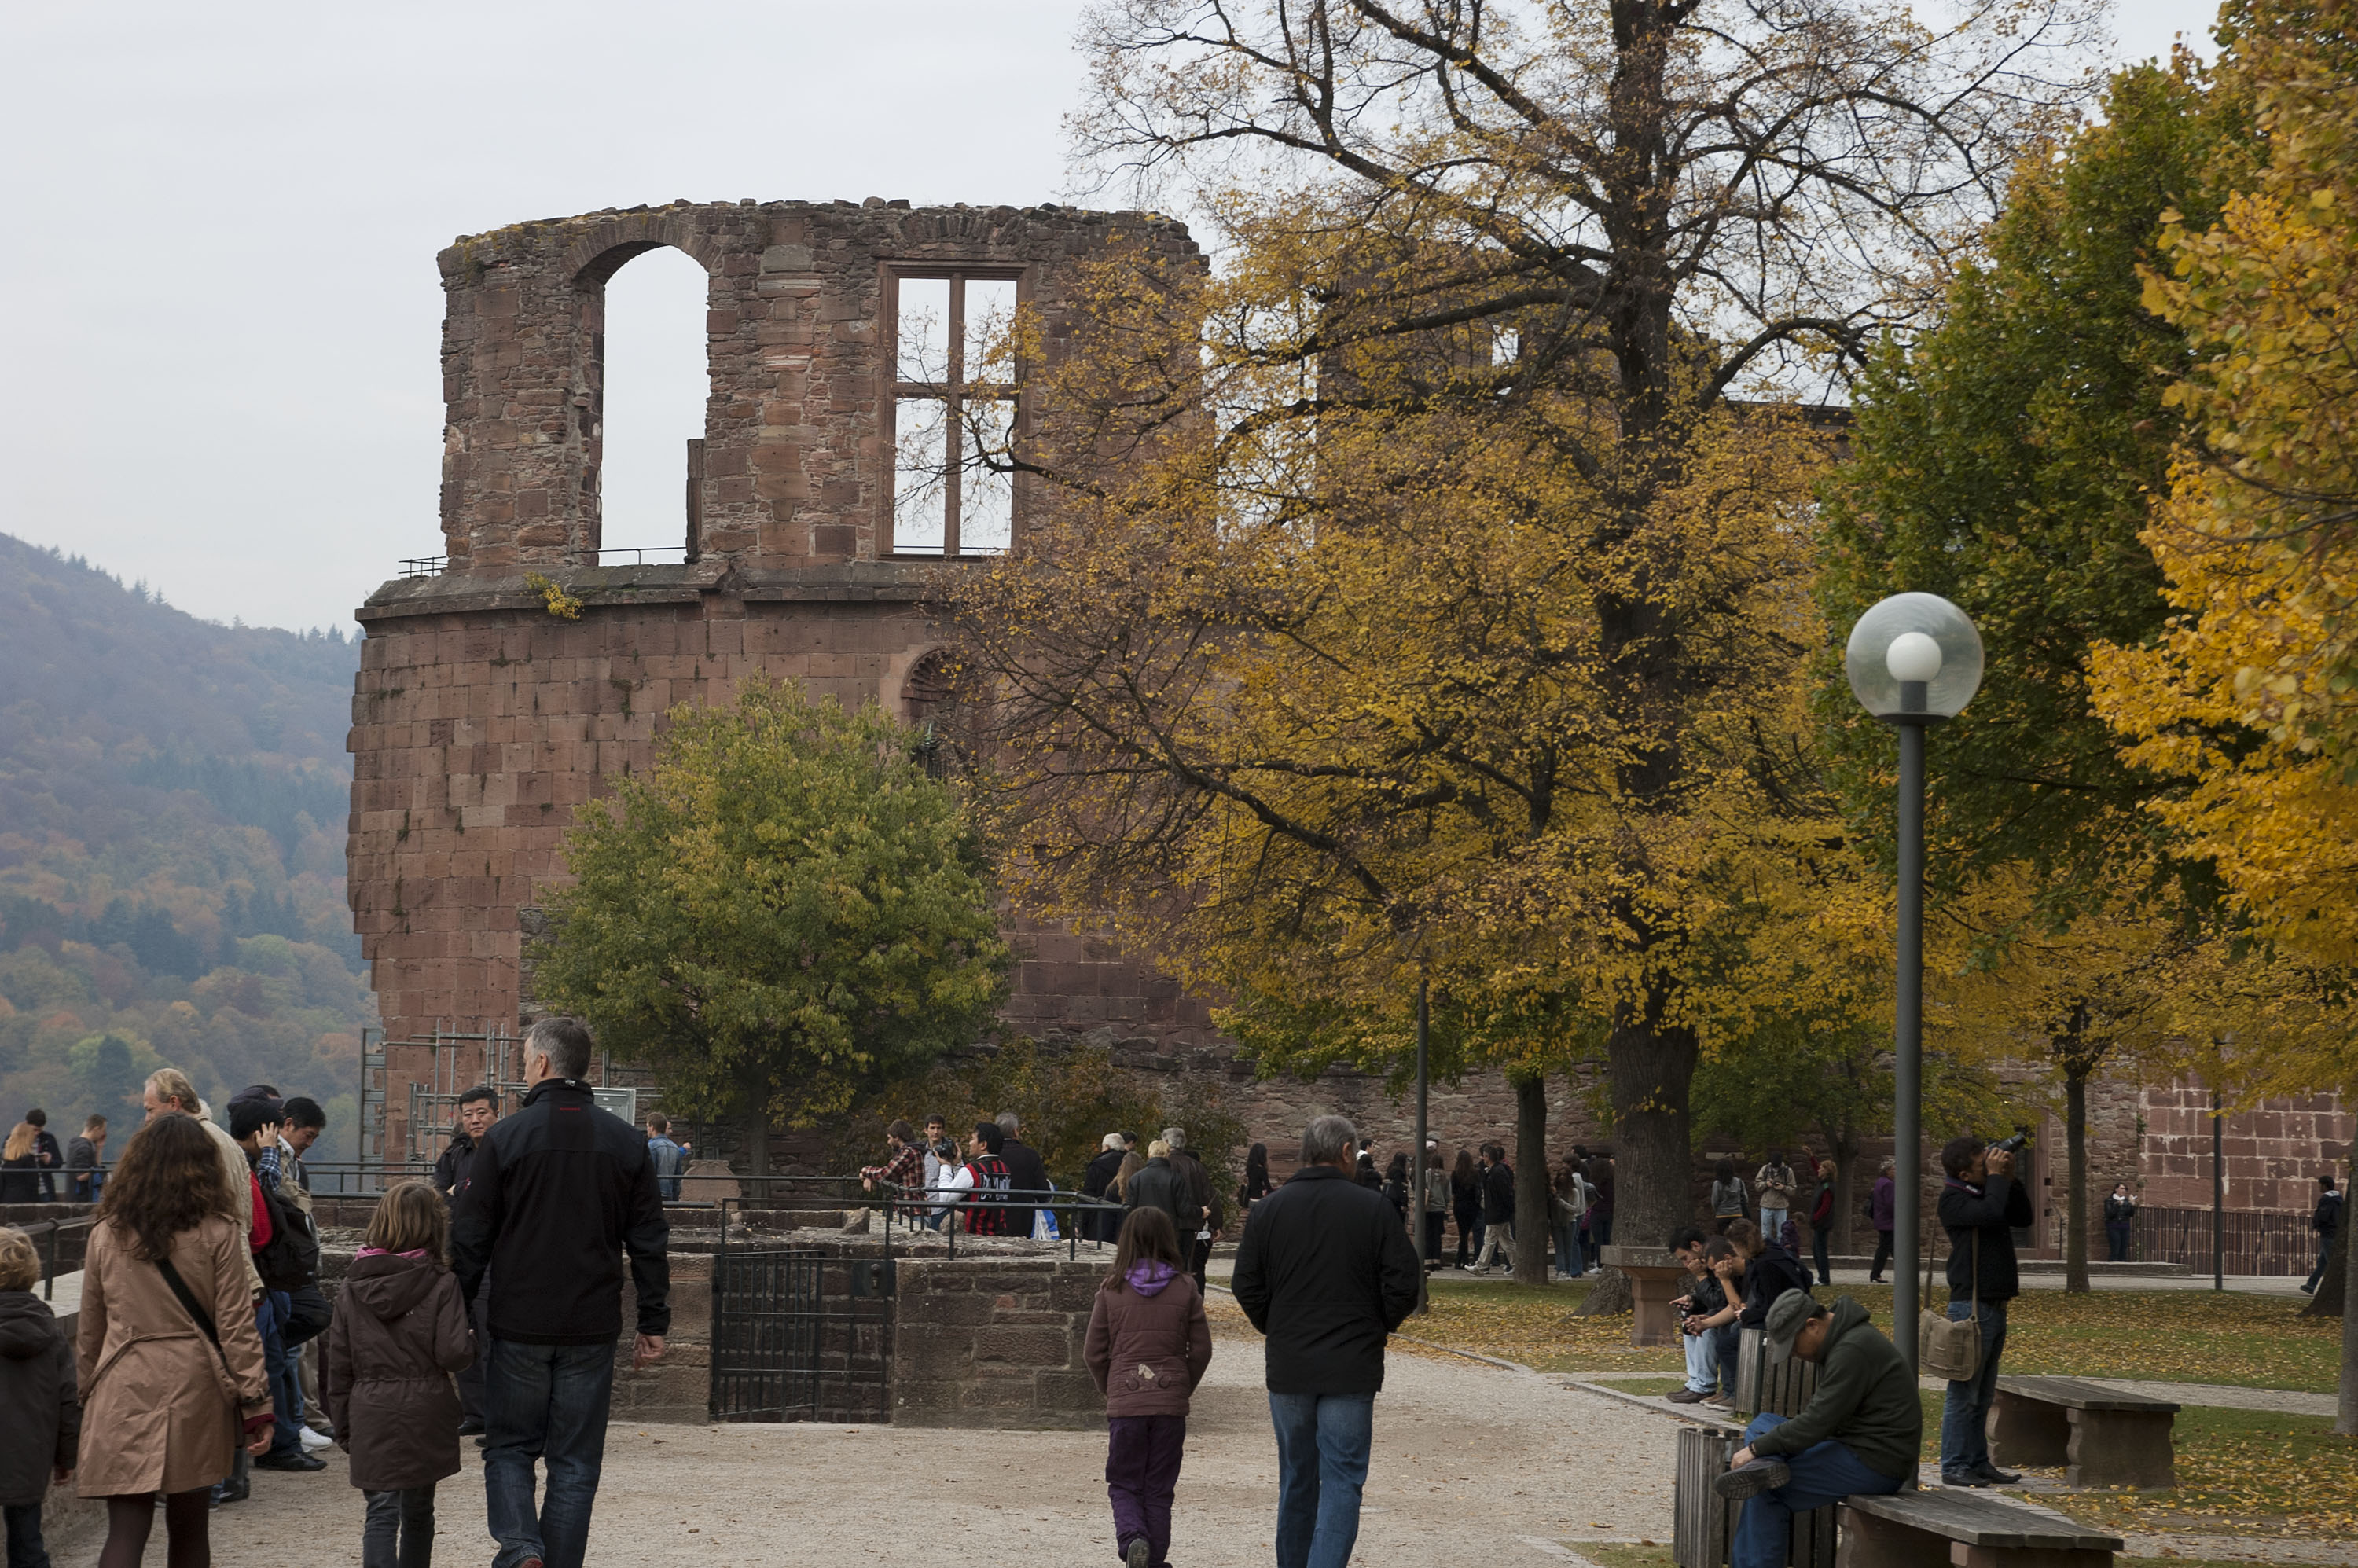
[1127,1157,1190,1234]
[453,1078,670,1344]
[1231,1164,1421,1395]
[2103,1193,2137,1225]
[1082,1148,1128,1241]
[0,1292,76,1507]
[1482,1161,1515,1224]
[1938,1173,2034,1305]
[999,1137,1050,1239]
[64,1136,100,1200]
[1175,1149,1215,1232]
[433,1131,481,1203]
[1740,1243,1815,1325]
[2316,1192,2341,1238]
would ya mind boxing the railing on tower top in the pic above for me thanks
[398,545,692,578]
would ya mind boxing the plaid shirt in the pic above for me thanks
[860,1141,923,1195]
[256,1144,285,1192]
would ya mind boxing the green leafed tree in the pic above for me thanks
[530,678,1010,1175]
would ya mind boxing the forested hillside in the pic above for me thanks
[0,534,371,1161]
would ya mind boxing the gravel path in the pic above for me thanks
[63,1335,1678,1566]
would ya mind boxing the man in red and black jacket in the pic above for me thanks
[957,1122,1014,1236]
[454,1018,669,1568]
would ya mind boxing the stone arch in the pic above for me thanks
[565,230,721,561]
[902,647,979,777]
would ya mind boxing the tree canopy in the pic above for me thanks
[531,678,1009,1171]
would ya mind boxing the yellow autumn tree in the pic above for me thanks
[938,1,2098,1280]
[2092,6,2358,970]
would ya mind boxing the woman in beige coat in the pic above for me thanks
[78,1111,274,1568]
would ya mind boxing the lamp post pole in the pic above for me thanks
[1414,977,1431,1314]
[1845,594,1984,1382]
[1893,718,1926,1379]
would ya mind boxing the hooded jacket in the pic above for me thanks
[1082,1260,1214,1417]
[324,1252,476,1491]
[0,1291,76,1507]
[1746,1296,1921,1482]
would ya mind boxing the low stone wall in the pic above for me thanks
[890,1254,1104,1430]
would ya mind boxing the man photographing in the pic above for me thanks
[1714,1288,1919,1568]
[1936,1132,2033,1488]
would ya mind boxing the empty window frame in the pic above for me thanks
[887,268,1023,556]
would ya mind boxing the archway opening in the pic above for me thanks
[599,245,711,560]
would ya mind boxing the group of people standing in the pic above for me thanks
[1710,1148,1866,1287]
[0,1111,108,1205]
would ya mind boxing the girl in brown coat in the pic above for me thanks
[325,1180,476,1568]
[78,1111,274,1568]
[1082,1206,1213,1568]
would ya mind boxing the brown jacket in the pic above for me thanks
[1083,1261,1213,1417]
[323,1252,475,1491]
[75,1216,270,1497]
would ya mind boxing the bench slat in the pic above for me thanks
[1996,1374,2181,1413]
[1842,1489,2124,1551]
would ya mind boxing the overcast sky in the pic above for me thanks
[0,1,2224,632]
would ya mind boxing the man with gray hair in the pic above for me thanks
[1232,1114,1421,1568]
[1162,1125,1216,1289]
[994,1111,1049,1239]
[454,1016,670,1568]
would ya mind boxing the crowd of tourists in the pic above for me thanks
[0,1018,670,1568]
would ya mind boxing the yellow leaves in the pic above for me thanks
[522,571,582,619]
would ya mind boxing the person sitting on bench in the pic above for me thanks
[1715,1288,1921,1568]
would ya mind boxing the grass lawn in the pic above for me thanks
[1405,1274,2341,1392]
[2041,1405,2358,1540]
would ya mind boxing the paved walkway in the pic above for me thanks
[53,1335,1679,1566]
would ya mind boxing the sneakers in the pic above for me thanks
[1125,1537,1151,1568]
[298,1426,332,1452]
[1713,1458,1790,1500]
[1665,1388,1710,1404]
[1702,1393,1734,1408]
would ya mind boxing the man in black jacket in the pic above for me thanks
[1232,1114,1420,1568]
[437,1085,499,1433]
[1126,1142,1190,1236]
[2304,1175,2341,1294]
[1934,1133,2033,1489]
[1164,1126,1217,1289]
[1081,1133,1127,1245]
[1467,1143,1517,1273]
[994,1111,1049,1240]
[454,1018,669,1568]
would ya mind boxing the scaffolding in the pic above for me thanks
[358,1019,667,1174]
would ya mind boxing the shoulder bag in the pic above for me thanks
[155,1251,258,1440]
[1918,1228,1981,1381]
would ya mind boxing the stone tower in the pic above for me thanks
[346,199,1210,1160]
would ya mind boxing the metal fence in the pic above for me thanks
[2132,1206,2322,1277]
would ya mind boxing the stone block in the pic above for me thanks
[971,1325,1071,1367]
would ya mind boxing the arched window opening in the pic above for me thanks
[904,649,982,778]
[599,246,711,562]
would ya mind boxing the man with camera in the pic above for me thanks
[1935,1132,2034,1488]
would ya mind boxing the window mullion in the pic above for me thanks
[944,274,965,557]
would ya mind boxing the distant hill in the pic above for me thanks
[0,534,372,1161]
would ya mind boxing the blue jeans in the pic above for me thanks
[1732,1413,1905,1568]
[1268,1390,1375,1568]
[1681,1327,1717,1392]
[259,1292,306,1457]
[1939,1298,2007,1473]
[5,1502,50,1568]
[484,1338,617,1568]
[1555,1221,1585,1278]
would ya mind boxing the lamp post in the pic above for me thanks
[1845,593,1984,1380]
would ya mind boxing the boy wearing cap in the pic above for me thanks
[1714,1288,1919,1568]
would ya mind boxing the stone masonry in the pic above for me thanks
[891,1254,1104,1430]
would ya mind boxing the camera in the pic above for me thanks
[1989,1129,2030,1155]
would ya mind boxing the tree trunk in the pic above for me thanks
[743,1103,772,1181]
[1576,1012,1699,1316]
[2065,1070,2089,1293]
[1513,1072,1549,1287]
[1834,1133,1860,1258]
[2341,1193,2357,1436]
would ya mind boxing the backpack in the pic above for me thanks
[252,1173,318,1291]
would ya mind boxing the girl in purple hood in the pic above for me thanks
[1083,1206,1214,1568]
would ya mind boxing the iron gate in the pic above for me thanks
[708,1243,894,1422]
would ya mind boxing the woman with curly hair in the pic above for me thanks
[77,1111,273,1568]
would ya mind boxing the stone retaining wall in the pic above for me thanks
[889,1253,1103,1430]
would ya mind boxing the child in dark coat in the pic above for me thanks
[325,1180,476,1568]
[1083,1206,1213,1568]
[0,1228,78,1568]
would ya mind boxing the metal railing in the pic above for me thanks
[395,545,692,580]
[15,1217,95,1302]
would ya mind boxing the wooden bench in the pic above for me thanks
[1840,1489,2124,1567]
[1989,1375,2178,1489]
